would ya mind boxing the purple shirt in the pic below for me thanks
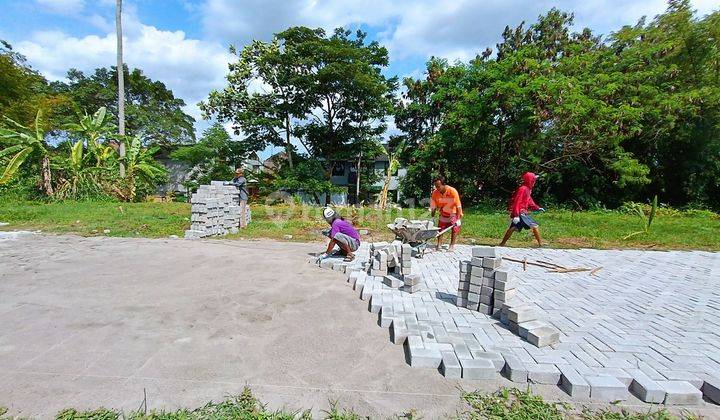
[330,219,361,243]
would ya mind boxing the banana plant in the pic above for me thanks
[52,140,103,199]
[119,135,167,201]
[0,110,53,195]
[64,107,115,166]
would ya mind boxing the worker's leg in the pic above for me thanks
[499,226,516,246]
[239,200,247,228]
[449,229,458,251]
[333,233,357,259]
[531,227,543,247]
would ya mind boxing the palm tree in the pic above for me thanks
[116,0,126,177]
[0,111,54,195]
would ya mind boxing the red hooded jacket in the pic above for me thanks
[509,172,540,217]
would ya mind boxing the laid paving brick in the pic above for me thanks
[460,358,496,379]
[441,351,463,378]
[628,369,666,403]
[409,347,443,368]
[586,375,629,401]
[472,351,505,371]
[502,354,528,383]
[559,365,591,398]
[660,381,703,405]
[527,363,561,384]
[316,241,720,407]
[701,376,720,404]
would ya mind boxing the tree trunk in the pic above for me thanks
[285,115,293,169]
[355,151,362,206]
[116,0,126,178]
[41,155,53,196]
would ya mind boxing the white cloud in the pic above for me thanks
[15,13,232,123]
[199,0,719,66]
[35,0,86,15]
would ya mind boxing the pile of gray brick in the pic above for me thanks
[183,181,251,239]
[457,246,559,348]
[366,241,422,293]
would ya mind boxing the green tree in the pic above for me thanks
[171,122,251,190]
[200,38,311,169]
[52,66,195,146]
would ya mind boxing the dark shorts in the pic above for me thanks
[511,214,539,231]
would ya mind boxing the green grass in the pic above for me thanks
[0,200,718,250]
[1,388,702,420]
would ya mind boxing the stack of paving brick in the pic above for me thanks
[183,181,250,239]
[371,241,422,293]
[457,246,560,348]
[456,246,504,314]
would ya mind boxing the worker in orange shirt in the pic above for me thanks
[430,175,463,252]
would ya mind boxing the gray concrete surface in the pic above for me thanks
[2,235,717,418]
[1,234,508,418]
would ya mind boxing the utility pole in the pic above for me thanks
[116,0,126,177]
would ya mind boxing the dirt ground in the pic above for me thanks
[1,234,709,418]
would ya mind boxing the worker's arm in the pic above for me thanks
[325,238,337,254]
[454,188,463,218]
[527,195,541,211]
[430,192,437,217]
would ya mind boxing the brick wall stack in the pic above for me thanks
[457,245,559,348]
[183,181,251,239]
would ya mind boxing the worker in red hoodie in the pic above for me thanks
[499,172,545,247]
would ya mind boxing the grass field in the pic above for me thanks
[0,199,718,250]
[15,387,700,419]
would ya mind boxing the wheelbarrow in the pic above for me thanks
[386,218,441,258]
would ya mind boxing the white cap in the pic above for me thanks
[323,207,335,219]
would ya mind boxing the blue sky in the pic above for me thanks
[1,0,717,156]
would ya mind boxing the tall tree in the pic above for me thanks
[201,40,308,169]
[288,27,397,180]
[52,66,195,146]
[116,0,125,177]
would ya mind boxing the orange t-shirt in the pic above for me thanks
[431,186,463,216]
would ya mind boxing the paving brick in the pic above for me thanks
[460,358,496,379]
[502,354,528,382]
[478,304,492,315]
[527,326,560,348]
[507,306,537,323]
[660,370,703,389]
[660,381,702,405]
[494,289,516,302]
[527,363,561,384]
[472,351,505,371]
[493,278,517,291]
[471,246,497,258]
[701,376,720,404]
[586,376,629,401]
[441,351,463,378]
[409,347,442,368]
[517,320,546,339]
[628,369,666,403]
[482,257,501,269]
[559,365,591,398]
